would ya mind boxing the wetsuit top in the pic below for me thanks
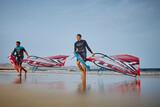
[12,46,26,58]
[74,40,93,55]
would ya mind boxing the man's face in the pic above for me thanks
[76,36,81,41]
[16,43,20,47]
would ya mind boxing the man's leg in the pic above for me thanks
[81,64,86,75]
[19,62,27,74]
[20,66,27,73]
[16,58,21,76]
[77,61,86,92]
[18,64,22,76]
[77,61,87,81]
[14,58,20,73]
[77,61,86,73]
[14,64,19,73]
[81,68,86,92]
[19,57,27,74]
[17,66,22,76]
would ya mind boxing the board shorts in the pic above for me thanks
[77,52,87,62]
[16,56,24,65]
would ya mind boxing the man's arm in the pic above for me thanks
[85,40,93,54]
[23,48,29,57]
[12,48,16,56]
[74,43,77,53]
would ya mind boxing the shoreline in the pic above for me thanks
[0,69,160,76]
[1,64,160,76]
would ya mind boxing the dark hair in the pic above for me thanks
[16,41,21,44]
[77,34,82,38]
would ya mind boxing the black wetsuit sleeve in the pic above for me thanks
[74,43,76,53]
[85,40,93,54]
[23,47,26,52]
[12,48,16,56]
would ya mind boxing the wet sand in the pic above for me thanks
[0,71,160,107]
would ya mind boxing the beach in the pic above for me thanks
[0,69,160,107]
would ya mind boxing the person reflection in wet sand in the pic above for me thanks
[109,79,141,96]
[13,74,27,84]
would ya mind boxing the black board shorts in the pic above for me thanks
[77,52,87,62]
[16,57,24,65]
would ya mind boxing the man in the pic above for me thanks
[74,34,94,75]
[12,41,29,76]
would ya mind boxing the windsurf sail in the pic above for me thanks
[87,53,140,77]
[74,52,140,77]
[22,55,69,67]
[8,54,19,72]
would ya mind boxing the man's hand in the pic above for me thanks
[92,53,95,57]
[27,55,29,58]
[24,50,29,57]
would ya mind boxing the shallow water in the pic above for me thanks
[0,71,160,107]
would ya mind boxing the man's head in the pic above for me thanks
[16,41,21,47]
[76,34,82,41]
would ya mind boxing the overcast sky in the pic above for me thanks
[0,0,160,68]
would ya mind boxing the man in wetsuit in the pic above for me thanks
[12,41,29,76]
[74,34,94,75]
